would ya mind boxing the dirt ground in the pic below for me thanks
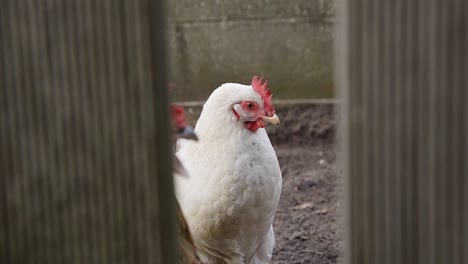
[266,103,342,264]
[271,142,341,264]
[184,103,343,264]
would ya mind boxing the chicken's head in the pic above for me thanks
[171,104,198,141]
[171,103,198,177]
[230,76,280,132]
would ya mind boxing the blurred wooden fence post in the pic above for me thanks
[338,0,467,263]
[0,0,175,263]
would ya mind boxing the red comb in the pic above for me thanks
[251,76,274,115]
[171,104,187,128]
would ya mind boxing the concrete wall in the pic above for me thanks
[167,0,335,101]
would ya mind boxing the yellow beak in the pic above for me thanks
[261,113,280,126]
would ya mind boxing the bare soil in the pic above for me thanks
[271,143,341,264]
[267,103,342,264]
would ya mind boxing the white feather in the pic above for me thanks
[176,83,282,263]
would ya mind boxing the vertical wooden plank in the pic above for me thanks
[464,3,468,264]
[148,0,177,262]
[0,0,172,263]
[340,0,467,264]
[333,0,350,263]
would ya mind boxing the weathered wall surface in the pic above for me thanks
[167,0,335,101]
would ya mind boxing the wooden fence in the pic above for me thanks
[338,0,467,263]
[1,0,467,263]
[0,0,175,263]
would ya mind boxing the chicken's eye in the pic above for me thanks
[247,103,254,109]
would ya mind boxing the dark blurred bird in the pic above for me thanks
[170,103,202,264]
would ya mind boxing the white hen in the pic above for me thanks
[176,76,282,264]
